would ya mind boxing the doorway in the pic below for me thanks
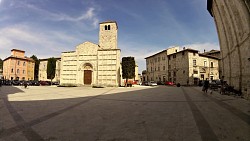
[84,70,92,84]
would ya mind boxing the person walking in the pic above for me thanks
[220,76,225,94]
[203,78,209,93]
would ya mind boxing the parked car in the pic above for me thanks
[148,81,157,86]
[165,81,175,86]
[4,80,12,85]
[52,81,60,85]
[12,80,20,86]
[157,81,164,85]
[142,81,149,86]
[29,80,40,86]
[39,81,49,86]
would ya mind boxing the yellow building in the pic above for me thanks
[3,49,35,80]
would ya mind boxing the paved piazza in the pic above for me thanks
[0,85,249,141]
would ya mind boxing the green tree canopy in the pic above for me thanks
[30,55,40,80]
[47,57,56,82]
[122,57,135,86]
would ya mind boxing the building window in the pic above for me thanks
[17,61,20,65]
[168,65,171,69]
[151,67,152,72]
[158,67,160,71]
[23,62,26,66]
[193,52,196,56]
[211,62,213,68]
[104,25,107,30]
[210,76,213,80]
[11,68,14,73]
[193,70,198,74]
[173,71,176,77]
[17,69,19,73]
[168,72,171,77]
[22,77,25,80]
[163,66,165,70]
[158,57,160,62]
[173,55,176,58]
[155,67,156,71]
[108,25,110,30]
[183,70,185,74]
[168,56,171,60]
[193,60,196,66]
[204,61,207,67]
[23,70,25,74]
[182,52,185,55]
[201,74,204,80]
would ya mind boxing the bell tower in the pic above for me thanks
[99,21,118,49]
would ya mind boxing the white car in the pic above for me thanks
[148,81,157,86]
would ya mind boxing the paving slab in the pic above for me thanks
[0,85,249,141]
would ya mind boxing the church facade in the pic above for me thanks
[60,21,121,86]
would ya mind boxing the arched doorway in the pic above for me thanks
[83,63,93,85]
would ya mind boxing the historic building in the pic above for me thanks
[145,47,220,85]
[167,49,219,85]
[39,58,61,82]
[202,49,222,78]
[145,46,180,82]
[3,49,35,80]
[207,0,250,99]
[60,21,121,86]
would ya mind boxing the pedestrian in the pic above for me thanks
[220,76,225,94]
[24,81,28,89]
[203,78,209,93]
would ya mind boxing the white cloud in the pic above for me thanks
[0,25,80,59]
[23,3,99,28]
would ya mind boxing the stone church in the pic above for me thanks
[60,21,121,86]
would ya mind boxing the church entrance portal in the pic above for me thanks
[84,70,92,84]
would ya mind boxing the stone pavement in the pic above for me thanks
[0,85,249,141]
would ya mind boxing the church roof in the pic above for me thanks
[99,20,117,24]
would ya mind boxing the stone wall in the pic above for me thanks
[97,49,120,86]
[208,0,250,99]
[39,59,61,82]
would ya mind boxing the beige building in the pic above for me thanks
[202,50,222,78]
[3,49,35,80]
[39,58,61,82]
[168,49,219,85]
[207,0,250,99]
[145,46,180,82]
[145,47,220,85]
[60,21,121,86]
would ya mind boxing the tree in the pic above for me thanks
[122,57,135,87]
[30,55,40,80]
[47,57,56,84]
[0,58,3,70]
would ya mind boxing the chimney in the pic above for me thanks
[183,47,185,50]
[204,49,206,53]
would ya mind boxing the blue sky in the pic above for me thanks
[0,0,219,73]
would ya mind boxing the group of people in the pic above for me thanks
[202,76,225,94]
